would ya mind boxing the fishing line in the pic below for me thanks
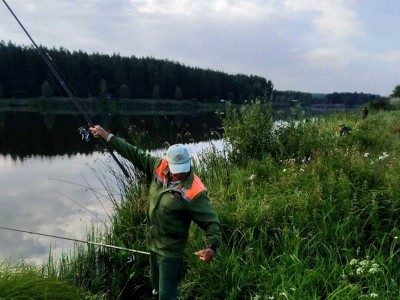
[2,0,90,124]
[2,0,132,180]
[34,48,90,129]
[0,226,150,255]
[50,188,109,226]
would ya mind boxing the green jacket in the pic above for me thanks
[109,136,222,258]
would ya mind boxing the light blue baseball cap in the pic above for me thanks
[166,144,191,174]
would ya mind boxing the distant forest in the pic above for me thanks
[0,41,382,107]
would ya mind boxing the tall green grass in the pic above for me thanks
[0,261,105,299]
[177,103,400,299]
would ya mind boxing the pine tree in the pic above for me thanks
[152,84,160,99]
[391,84,400,98]
[41,81,54,98]
[174,86,183,100]
[119,84,130,99]
[98,79,108,99]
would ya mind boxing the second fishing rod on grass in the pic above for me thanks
[0,226,150,256]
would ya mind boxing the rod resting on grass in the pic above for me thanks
[0,226,150,255]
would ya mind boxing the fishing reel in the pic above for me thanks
[78,126,90,142]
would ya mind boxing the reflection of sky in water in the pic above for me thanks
[0,140,224,265]
[0,152,122,264]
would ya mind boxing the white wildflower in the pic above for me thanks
[356,267,364,275]
[248,174,256,181]
[360,260,368,266]
[364,153,369,157]
[350,259,358,265]
[369,263,379,274]
[283,169,286,173]
[300,168,305,172]
[378,152,389,160]
[369,293,378,298]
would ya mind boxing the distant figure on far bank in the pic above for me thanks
[339,123,351,136]
[362,107,369,119]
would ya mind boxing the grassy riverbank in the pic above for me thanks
[2,99,399,299]
[179,103,400,299]
[0,261,106,299]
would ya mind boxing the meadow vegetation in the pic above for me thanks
[0,260,105,299]
[1,94,400,299]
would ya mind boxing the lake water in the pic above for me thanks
[0,107,223,264]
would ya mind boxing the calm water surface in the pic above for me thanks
[0,152,116,264]
[0,108,223,264]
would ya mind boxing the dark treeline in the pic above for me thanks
[0,41,270,103]
[0,41,383,106]
[274,90,382,108]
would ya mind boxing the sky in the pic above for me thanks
[0,0,399,97]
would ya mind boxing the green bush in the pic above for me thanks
[223,96,275,165]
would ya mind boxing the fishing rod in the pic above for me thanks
[0,226,150,255]
[1,0,132,180]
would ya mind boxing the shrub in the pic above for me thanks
[223,91,275,165]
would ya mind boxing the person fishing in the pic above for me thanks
[362,106,369,119]
[89,125,222,300]
[339,123,351,136]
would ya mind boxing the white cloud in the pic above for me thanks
[129,0,272,19]
[284,0,363,40]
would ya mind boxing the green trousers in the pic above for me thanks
[150,251,183,300]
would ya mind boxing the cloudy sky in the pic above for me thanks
[0,0,399,96]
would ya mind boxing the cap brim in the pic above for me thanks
[169,161,191,174]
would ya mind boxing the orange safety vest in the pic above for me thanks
[154,159,206,202]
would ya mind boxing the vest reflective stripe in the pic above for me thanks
[154,159,169,187]
[177,175,206,202]
[154,159,206,202]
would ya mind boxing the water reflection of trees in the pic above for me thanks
[43,113,56,129]
[0,110,223,159]
[0,112,5,129]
